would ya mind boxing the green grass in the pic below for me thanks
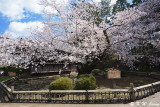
[0,76,12,82]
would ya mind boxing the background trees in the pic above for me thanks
[105,0,160,71]
[112,0,130,14]
[0,0,108,73]
[0,0,159,73]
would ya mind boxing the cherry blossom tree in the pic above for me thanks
[105,0,160,67]
[0,0,108,71]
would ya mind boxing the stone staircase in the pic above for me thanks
[0,82,11,103]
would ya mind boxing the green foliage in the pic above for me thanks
[75,74,96,90]
[0,76,12,82]
[78,74,91,78]
[104,68,110,72]
[0,66,24,76]
[132,0,146,6]
[77,62,96,74]
[95,0,111,26]
[49,77,73,90]
[91,69,102,75]
[133,57,152,72]
[113,0,130,14]
[0,66,24,72]
[130,43,156,55]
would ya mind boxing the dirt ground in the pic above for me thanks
[96,75,158,89]
[7,75,159,91]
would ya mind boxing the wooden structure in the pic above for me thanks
[8,72,16,77]
[30,63,78,74]
[107,69,121,89]
[107,69,121,79]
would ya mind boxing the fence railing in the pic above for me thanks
[0,81,12,102]
[133,81,160,100]
[12,89,130,103]
[2,77,17,85]
[1,80,160,103]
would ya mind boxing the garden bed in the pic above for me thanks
[7,74,159,91]
[96,75,158,89]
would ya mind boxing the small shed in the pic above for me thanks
[30,62,78,74]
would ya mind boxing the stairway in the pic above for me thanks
[0,85,10,103]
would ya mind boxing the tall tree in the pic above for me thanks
[132,0,147,6]
[0,0,108,72]
[105,0,160,67]
[112,0,130,14]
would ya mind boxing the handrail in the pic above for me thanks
[13,89,129,94]
[0,81,11,93]
[134,84,152,90]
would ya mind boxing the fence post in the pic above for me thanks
[151,84,154,94]
[10,86,14,101]
[130,83,135,101]
[85,90,89,103]
[11,86,14,93]
[48,89,51,102]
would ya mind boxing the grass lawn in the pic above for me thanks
[0,76,12,82]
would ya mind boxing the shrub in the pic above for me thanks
[75,74,96,90]
[104,68,110,72]
[91,69,102,75]
[78,74,90,78]
[49,77,73,90]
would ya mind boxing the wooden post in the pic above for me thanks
[48,89,51,102]
[130,83,135,101]
[112,79,116,89]
[112,79,117,98]
[151,84,154,94]
[10,86,14,101]
[73,78,77,88]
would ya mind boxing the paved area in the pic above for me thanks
[0,103,131,107]
[131,92,160,107]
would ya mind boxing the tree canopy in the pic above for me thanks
[0,0,159,72]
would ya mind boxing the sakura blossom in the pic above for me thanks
[105,0,160,66]
[0,0,107,68]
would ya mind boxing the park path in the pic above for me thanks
[130,92,160,107]
[0,92,160,107]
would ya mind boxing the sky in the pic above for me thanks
[0,0,132,38]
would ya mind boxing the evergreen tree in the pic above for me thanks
[112,0,130,14]
[132,0,147,6]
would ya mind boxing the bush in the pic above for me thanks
[75,74,96,90]
[78,74,90,78]
[49,77,73,90]
[91,69,102,75]
[104,68,110,72]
